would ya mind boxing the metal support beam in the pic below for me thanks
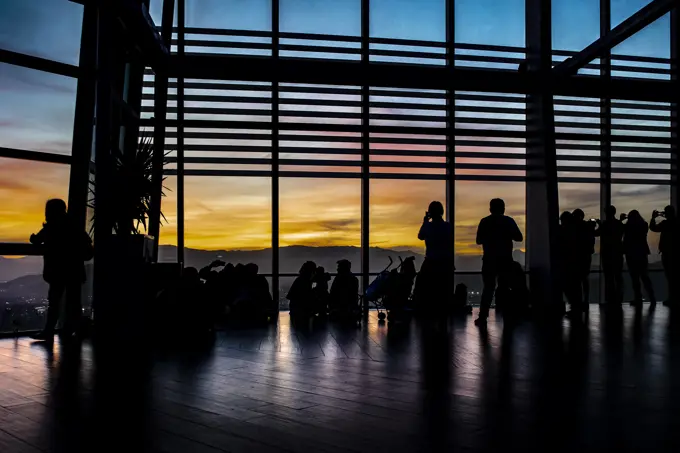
[177,0,186,265]
[600,0,612,216]
[672,4,679,209]
[446,0,455,232]
[361,0,370,311]
[526,0,562,310]
[171,53,673,103]
[272,0,281,307]
[554,0,675,76]
[149,0,175,260]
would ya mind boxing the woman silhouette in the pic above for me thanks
[623,210,656,306]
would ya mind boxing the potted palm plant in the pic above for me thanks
[90,131,167,262]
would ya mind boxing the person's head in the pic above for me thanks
[427,201,444,220]
[245,263,259,275]
[337,259,351,273]
[300,261,316,277]
[182,266,199,284]
[489,198,505,215]
[605,205,616,219]
[560,211,573,225]
[664,205,676,219]
[45,199,67,224]
[573,209,585,222]
[628,210,642,222]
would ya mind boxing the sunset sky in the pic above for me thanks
[0,0,672,259]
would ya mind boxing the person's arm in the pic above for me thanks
[418,220,429,241]
[475,219,485,245]
[649,217,663,233]
[30,227,46,245]
[511,219,523,242]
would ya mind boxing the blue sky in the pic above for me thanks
[0,0,673,252]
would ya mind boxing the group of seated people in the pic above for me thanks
[287,259,360,321]
[156,260,277,337]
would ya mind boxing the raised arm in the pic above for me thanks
[418,221,428,241]
[649,217,663,233]
[30,227,46,245]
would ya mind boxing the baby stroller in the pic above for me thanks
[365,257,417,321]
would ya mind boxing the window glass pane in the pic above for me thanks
[370,180,445,273]
[0,158,70,243]
[157,176,178,262]
[0,0,83,66]
[552,0,599,52]
[370,0,445,41]
[280,178,361,274]
[186,0,272,31]
[182,177,272,271]
[455,181,526,271]
[455,0,524,47]
[0,63,77,155]
[281,0,360,36]
[0,253,49,333]
[612,1,669,60]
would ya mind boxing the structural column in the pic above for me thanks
[600,0,613,215]
[525,0,562,309]
[177,0,185,265]
[361,0,370,310]
[272,0,280,305]
[149,0,175,260]
[445,0,455,231]
[671,4,679,209]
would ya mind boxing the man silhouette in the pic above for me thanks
[474,198,523,326]
[596,206,624,305]
[650,206,677,306]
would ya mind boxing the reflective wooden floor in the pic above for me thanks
[2,305,680,452]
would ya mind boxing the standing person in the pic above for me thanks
[474,198,523,326]
[30,199,93,341]
[287,261,317,317]
[650,206,677,306]
[329,259,359,319]
[559,211,582,315]
[572,209,597,306]
[596,206,625,305]
[623,210,656,307]
[414,201,454,312]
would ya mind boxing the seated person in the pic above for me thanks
[329,260,359,318]
[312,266,331,316]
[287,261,317,317]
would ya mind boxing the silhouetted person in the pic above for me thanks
[329,259,359,319]
[572,209,597,305]
[30,199,93,341]
[312,266,331,316]
[623,210,656,306]
[474,198,523,326]
[650,206,677,306]
[596,206,625,305]
[415,201,454,312]
[288,261,317,317]
[559,211,582,315]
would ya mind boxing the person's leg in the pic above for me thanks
[582,256,592,306]
[639,259,656,304]
[614,255,624,305]
[662,253,676,304]
[43,282,66,336]
[63,281,83,336]
[478,262,497,321]
[628,259,643,304]
[602,257,613,304]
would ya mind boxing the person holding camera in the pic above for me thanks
[650,206,677,306]
[623,210,657,307]
[596,206,625,305]
[572,209,598,307]
[414,201,454,314]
